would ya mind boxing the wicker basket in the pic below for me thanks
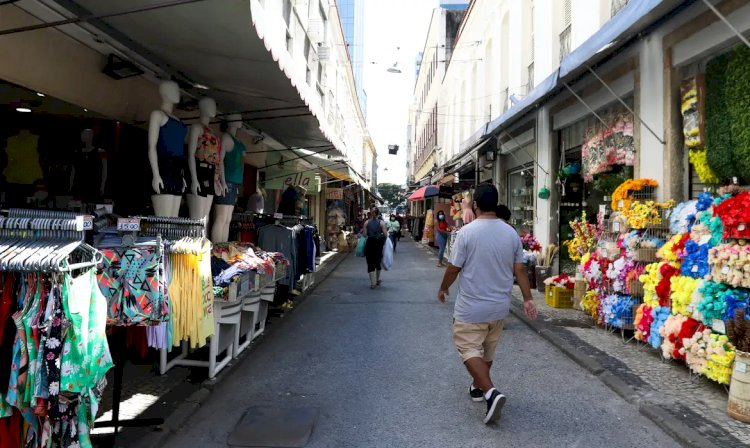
[633,247,657,262]
[628,278,645,297]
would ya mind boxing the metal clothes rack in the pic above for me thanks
[135,215,207,240]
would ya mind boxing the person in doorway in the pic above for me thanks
[496,204,512,223]
[362,208,388,289]
[437,184,537,424]
[387,215,401,253]
[435,210,452,267]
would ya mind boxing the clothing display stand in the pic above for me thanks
[141,216,240,379]
[94,226,167,439]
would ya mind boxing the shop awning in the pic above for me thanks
[484,70,558,137]
[43,0,346,157]
[408,185,439,201]
[291,149,370,190]
[558,0,684,80]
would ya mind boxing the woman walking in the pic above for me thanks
[387,215,401,253]
[363,208,388,288]
[435,210,452,267]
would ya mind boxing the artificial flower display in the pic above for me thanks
[696,191,714,212]
[660,314,689,360]
[622,199,676,229]
[640,262,660,307]
[689,279,707,322]
[714,191,750,239]
[544,273,575,289]
[668,200,698,235]
[682,328,711,374]
[670,276,699,316]
[704,334,735,385]
[635,304,654,341]
[521,233,542,252]
[723,288,749,321]
[657,233,689,262]
[564,211,599,262]
[681,240,711,279]
[691,209,724,247]
[601,294,635,328]
[648,306,671,349]
[581,112,636,182]
[581,290,600,320]
[697,281,730,324]
[611,178,659,211]
[708,242,750,288]
[688,150,719,185]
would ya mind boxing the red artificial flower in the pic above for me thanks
[637,305,654,339]
[673,318,703,361]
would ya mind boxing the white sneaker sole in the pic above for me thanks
[483,394,507,424]
[471,396,485,402]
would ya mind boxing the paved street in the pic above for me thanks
[164,239,680,448]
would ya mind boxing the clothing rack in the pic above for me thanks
[94,228,166,440]
[135,215,207,239]
[7,208,76,219]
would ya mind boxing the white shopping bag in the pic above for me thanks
[381,237,394,271]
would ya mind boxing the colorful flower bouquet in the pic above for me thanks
[714,191,750,239]
[544,273,575,289]
[708,243,750,288]
[622,199,675,229]
[521,233,542,252]
[581,113,636,182]
[611,178,659,211]
[564,212,599,263]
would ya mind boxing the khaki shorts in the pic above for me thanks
[452,319,505,362]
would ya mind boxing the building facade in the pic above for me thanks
[338,0,367,120]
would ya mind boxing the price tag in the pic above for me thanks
[75,216,84,232]
[712,319,726,334]
[96,203,114,214]
[699,235,711,245]
[617,200,624,209]
[613,222,621,232]
[736,361,748,374]
[722,265,731,275]
[733,177,739,185]
[80,215,93,231]
[691,265,698,273]
[739,223,746,231]
[273,213,283,219]
[117,217,141,232]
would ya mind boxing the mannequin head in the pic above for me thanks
[81,128,94,147]
[199,97,217,120]
[227,114,242,131]
[158,80,180,105]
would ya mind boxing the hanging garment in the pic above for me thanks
[224,135,246,185]
[258,225,297,287]
[4,131,42,185]
[97,246,169,326]
[71,148,106,199]
[167,239,215,349]
[156,116,188,196]
[194,126,222,198]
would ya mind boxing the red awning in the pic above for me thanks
[408,185,439,201]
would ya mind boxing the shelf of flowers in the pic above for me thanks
[567,179,750,410]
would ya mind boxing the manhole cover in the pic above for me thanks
[228,407,318,447]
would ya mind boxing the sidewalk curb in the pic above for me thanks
[136,251,351,448]
[509,302,720,448]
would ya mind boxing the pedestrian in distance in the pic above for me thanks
[495,203,511,222]
[361,207,388,289]
[437,184,538,424]
[434,210,452,267]
[387,215,401,253]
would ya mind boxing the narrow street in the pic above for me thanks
[164,240,680,448]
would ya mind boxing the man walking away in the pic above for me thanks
[437,184,537,424]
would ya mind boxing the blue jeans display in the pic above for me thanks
[436,232,448,264]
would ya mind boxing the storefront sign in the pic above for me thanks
[265,171,321,192]
[326,188,343,200]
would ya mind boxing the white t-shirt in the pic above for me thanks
[449,218,524,323]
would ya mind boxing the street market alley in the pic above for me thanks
[163,240,680,448]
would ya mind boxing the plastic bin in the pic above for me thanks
[545,285,574,308]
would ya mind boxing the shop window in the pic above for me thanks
[507,166,534,235]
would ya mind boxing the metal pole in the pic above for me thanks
[701,0,750,50]
[563,83,612,131]
[0,0,211,37]
[499,130,549,176]
[586,66,666,145]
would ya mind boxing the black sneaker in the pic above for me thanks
[469,384,484,402]
[483,390,506,424]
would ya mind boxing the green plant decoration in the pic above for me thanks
[705,52,735,181]
[726,46,750,177]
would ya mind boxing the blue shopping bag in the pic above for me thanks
[355,236,367,257]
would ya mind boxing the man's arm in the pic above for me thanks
[437,264,461,303]
[514,262,538,320]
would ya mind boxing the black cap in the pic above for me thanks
[473,184,499,213]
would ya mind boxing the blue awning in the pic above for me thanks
[559,0,681,79]
[484,70,559,136]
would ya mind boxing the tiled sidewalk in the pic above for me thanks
[511,286,749,447]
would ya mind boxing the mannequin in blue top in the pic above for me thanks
[148,81,188,217]
[212,114,246,242]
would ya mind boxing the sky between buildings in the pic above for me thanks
[362,0,439,186]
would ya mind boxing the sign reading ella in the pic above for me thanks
[265,171,321,192]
